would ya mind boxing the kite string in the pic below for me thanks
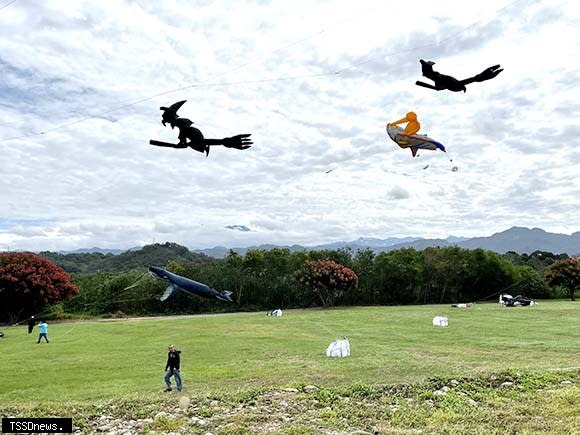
[473,275,535,304]
[333,0,531,75]
[121,270,150,292]
[58,305,90,337]
[9,273,158,328]
[1,0,530,143]
[0,0,18,12]
[11,308,53,327]
[8,297,156,327]
[58,293,168,336]
[12,295,161,337]
[0,4,377,142]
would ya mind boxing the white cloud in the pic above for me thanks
[0,0,578,251]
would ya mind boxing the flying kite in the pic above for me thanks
[415,59,503,92]
[149,100,252,156]
[386,112,446,157]
[149,266,233,302]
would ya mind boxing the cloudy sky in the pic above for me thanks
[1,0,579,251]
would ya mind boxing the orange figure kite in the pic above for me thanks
[386,112,446,157]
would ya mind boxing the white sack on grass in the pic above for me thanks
[326,337,350,357]
[432,316,449,327]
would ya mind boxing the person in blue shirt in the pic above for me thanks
[37,320,49,344]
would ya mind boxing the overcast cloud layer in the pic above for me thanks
[1,0,579,251]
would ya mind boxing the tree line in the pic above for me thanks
[60,246,573,318]
[2,245,577,323]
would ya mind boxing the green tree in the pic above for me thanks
[422,247,469,303]
[373,249,423,304]
[350,248,376,305]
[260,248,294,308]
[504,250,569,272]
[545,258,580,301]
[238,248,303,309]
[513,266,550,299]
[431,248,518,304]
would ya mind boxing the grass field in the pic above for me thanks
[1,301,579,405]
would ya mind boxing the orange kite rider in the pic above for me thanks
[388,111,421,156]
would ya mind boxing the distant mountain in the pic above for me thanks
[357,236,422,247]
[314,236,421,250]
[192,227,579,258]
[197,246,230,258]
[41,227,580,266]
[457,227,580,255]
[387,238,451,251]
[194,244,307,258]
[446,236,468,243]
[368,228,580,255]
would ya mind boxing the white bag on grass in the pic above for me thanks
[432,316,449,327]
[326,337,350,357]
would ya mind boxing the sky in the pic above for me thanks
[0,0,579,252]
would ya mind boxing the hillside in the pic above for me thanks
[40,242,214,273]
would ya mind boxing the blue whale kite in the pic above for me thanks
[149,266,233,303]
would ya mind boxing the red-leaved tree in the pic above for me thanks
[545,257,580,301]
[297,259,358,307]
[0,252,80,323]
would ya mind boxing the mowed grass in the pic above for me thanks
[1,301,579,405]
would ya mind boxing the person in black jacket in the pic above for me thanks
[27,316,35,334]
[164,345,182,392]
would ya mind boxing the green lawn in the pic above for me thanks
[1,301,579,405]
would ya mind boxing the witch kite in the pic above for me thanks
[415,59,503,92]
[149,100,252,156]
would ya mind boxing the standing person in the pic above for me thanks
[27,316,35,334]
[164,345,182,392]
[37,320,49,343]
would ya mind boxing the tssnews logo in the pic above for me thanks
[2,418,73,433]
